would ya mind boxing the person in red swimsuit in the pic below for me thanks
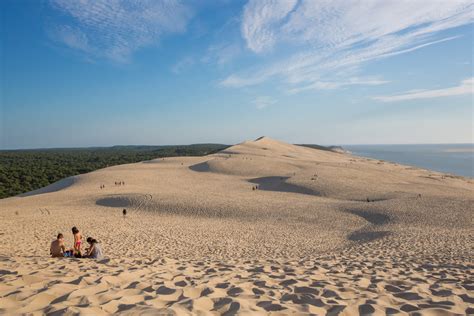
[72,226,83,258]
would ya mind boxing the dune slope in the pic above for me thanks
[0,137,472,315]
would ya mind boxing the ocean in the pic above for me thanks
[343,144,474,178]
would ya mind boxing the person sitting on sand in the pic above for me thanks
[50,233,66,258]
[72,226,82,258]
[85,237,103,260]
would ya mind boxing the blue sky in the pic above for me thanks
[1,0,473,149]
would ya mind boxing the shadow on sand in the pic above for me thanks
[343,209,392,242]
[345,209,390,225]
[248,176,320,196]
[19,177,76,197]
[348,230,390,242]
[189,161,211,172]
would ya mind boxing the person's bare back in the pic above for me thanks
[50,234,65,257]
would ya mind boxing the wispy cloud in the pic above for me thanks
[172,42,241,74]
[50,0,193,62]
[202,42,241,66]
[372,78,473,102]
[223,0,473,92]
[242,0,298,53]
[253,96,276,109]
[220,73,268,88]
[54,25,91,52]
[288,77,389,94]
[172,56,195,74]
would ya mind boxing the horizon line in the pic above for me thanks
[1,142,473,151]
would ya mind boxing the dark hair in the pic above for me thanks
[87,237,97,244]
[72,227,79,234]
[86,237,92,243]
[57,233,63,239]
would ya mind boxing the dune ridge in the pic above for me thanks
[0,137,473,315]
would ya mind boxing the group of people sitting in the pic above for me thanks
[50,226,103,259]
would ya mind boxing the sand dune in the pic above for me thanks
[19,176,78,198]
[0,137,473,315]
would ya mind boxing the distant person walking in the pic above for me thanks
[123,209,127,217]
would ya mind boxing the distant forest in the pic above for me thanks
[0,144,228,199]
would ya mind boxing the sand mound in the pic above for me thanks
[18,176,77,197]
[189,156,302,177]
[0,136,473,314]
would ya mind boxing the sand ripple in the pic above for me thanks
[0,252,472,315]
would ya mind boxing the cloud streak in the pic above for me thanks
[223,0,473,93]
[242,0,297,53]
[50,0,193,62]
[372,78,473,102]
[253,96,276,109]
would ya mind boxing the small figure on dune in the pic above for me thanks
[123,209,127,217]
[418,193,422,199]
[366,197,370,203]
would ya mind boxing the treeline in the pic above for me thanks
[0,144,228,199]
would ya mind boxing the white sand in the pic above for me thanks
[0,137,473,315]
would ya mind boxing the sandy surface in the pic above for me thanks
[0,137,473,315]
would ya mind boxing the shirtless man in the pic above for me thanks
[50,233,66,257]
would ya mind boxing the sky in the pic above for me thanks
[1,0,473,149]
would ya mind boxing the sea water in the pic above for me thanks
[343,144,474,178]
